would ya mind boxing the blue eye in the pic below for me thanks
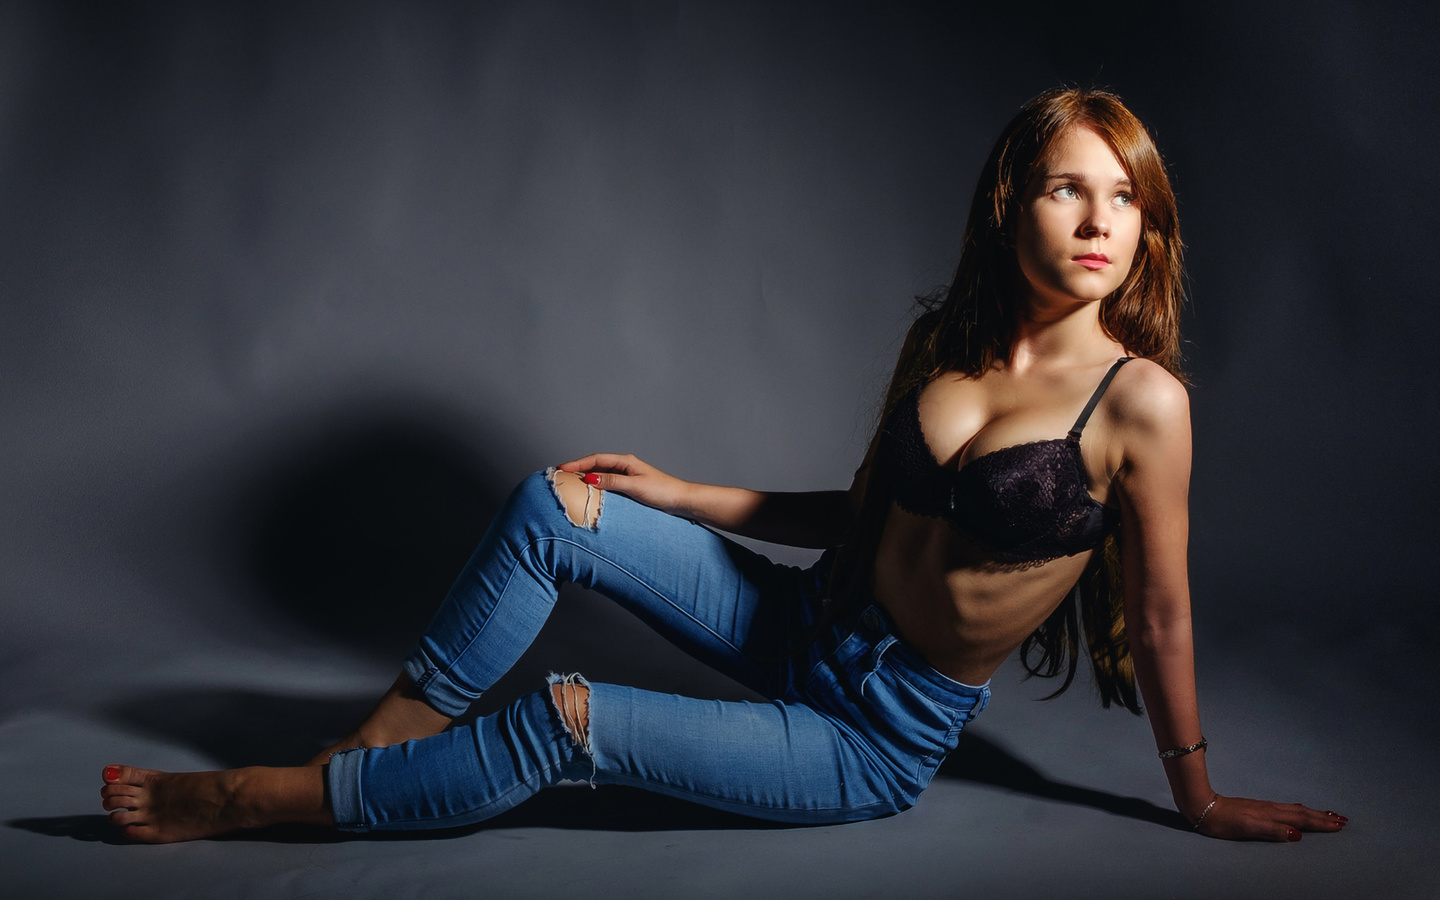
[1114,192,1135,207]
[1054,185,1079,199]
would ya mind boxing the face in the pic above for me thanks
[1013,125,1142,310]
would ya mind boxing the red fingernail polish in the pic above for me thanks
[103,765,121,782]
[1287,827,1301,841]
[582,473,600,485]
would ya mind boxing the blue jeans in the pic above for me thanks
[327,471,990,831]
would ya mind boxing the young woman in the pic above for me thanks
[99,87,1346,843]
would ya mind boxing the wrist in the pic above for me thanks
[1174,787,1219,822]
[668,478,701,519]
[1162,755,1214,819]
[1187,792,1221,830]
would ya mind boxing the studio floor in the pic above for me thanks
[3,581,1432,900]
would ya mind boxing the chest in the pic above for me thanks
[874,368,1127,563]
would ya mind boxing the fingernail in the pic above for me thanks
[1287,827,1301,841]
[582,473,600,485]
[103,765,121,783]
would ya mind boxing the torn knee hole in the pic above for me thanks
[545,468,604,529]
[548,672,597,786]
[549,677,591,749]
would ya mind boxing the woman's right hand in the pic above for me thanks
[555,453,693,516]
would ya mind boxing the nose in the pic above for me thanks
[1078,203,1110,239]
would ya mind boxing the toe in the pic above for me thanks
[107,765,157,787]
[102,793,138,812]
[122,823,162,843]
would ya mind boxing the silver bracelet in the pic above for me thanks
[1191,792,1220,831]
[1158,737,1207,759]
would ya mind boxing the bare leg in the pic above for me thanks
[100,764,330,843]
[306,673,453,765]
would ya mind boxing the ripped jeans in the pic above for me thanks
[326,470,990,831]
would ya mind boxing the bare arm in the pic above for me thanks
[555,450,871,549]
[558,315,923,546]
[1112,368,1210,818]
[1112,363,1345,841]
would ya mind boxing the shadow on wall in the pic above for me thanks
[194,393,761,698]
[222,401,509,660]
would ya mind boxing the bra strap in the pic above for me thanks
[1066,357,1133,440]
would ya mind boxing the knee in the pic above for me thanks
[497,469,601,533]
[544,467,604,530]
[548,674,592,752]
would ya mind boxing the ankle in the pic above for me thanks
[222,767,267,830]
[226,766,329,828]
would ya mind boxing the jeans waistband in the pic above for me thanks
[852,601,990,704]
[807,549,990,706]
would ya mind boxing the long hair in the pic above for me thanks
[834,87,1187,714]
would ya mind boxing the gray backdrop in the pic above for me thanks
[3,2,1436,898]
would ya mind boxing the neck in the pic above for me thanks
[1008,294,1117,371]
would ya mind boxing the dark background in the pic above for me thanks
[3,2,1436,897]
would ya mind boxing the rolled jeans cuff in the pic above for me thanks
[403,647,479,718]
[327,749,370,833]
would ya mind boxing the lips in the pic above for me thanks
[1074,253,1109,270]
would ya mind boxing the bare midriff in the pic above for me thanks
[870,503,1096,686]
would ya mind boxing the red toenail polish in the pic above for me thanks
[103,765,121,782]
[582,473,600,485]
[1287,827,1301,841]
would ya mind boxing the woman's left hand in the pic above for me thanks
[554,453,693,515]
[1192,795,1347,841]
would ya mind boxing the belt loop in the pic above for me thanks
[860,633,898,697]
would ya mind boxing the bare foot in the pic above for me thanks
[306,673,453,765]
[100,763,329,843]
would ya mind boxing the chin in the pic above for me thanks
[1071,279,1126,304]
[1059,286,1118,305]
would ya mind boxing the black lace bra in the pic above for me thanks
[876,358,1132,563]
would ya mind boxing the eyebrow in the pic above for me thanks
[1042,171,1133,188]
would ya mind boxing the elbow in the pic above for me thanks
[1127,610,1193,656]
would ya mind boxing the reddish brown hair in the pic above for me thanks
[886,86,1187,417]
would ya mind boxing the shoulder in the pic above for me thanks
[1106,360,1192,534]
[1106,357,1190,436]
[1104,358,1192,484]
